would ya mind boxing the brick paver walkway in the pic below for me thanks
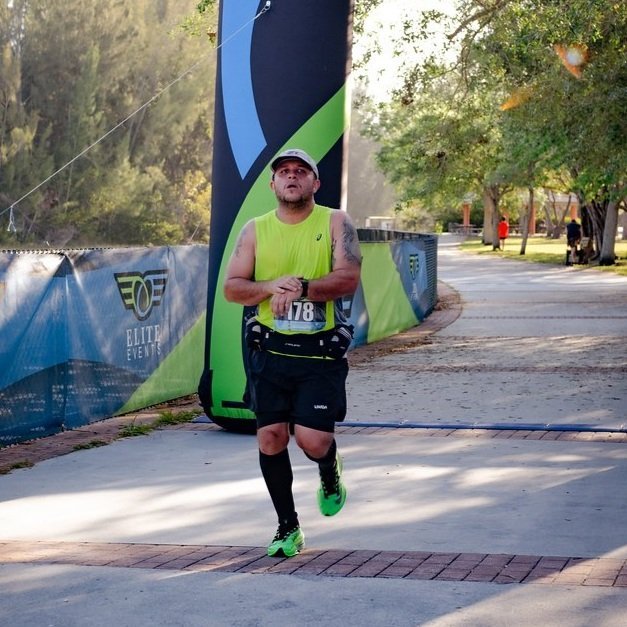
[1,538,626,588]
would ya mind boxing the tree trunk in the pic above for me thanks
[483,185,501,249]
[620,210,627,240]
[519,187,532,255]
[578,199,595,261]
[544,189,555,237]
[599,200,618,265]
[578,193,591,238]
[482,191,494,245]
[589,197,608,258]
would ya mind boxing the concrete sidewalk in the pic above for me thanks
[1,238,626,626]
[347,236,627,431]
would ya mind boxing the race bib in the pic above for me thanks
[274,300,326,332]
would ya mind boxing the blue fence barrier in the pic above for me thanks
[0,246,208,445]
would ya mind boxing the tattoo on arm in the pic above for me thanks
[341,217,362,265]
[233,222,253,258]
[233,232,244,257]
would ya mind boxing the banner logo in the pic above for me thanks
[342,294,354,318]
[408,254,419,280]
[114,270,168,321]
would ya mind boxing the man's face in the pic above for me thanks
[271,159,320,205]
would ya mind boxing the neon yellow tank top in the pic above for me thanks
[255,204,335,334]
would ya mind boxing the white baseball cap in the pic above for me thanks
[270,149,319,179]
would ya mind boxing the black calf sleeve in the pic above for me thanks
[305,439,337,481]
[259,449,298,528]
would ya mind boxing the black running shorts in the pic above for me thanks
[246,349,349,433]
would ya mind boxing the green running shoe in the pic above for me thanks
[267,525,305,558]
[317,453,346,516]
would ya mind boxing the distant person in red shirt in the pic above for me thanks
[498,216,509,250]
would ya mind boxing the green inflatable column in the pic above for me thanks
[198,0,354,432]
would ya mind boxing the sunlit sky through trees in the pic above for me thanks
[354,0,456,101]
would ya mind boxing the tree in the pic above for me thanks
[456,0,627,262]
[356,0,626,263]
[1,0,216,247]
[0,14,54,242]
[362,58,514,248]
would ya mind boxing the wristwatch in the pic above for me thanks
[300,278,309,299]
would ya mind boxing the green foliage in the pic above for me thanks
[196,0,217,14]
[0,459,34,474]
[364,70,509,216]
[154,409,202,426]
[181,1,218,38]
[73,439,108,451]
[360,0,626,257]
[118,422,153,438]
[0,0,215,248]
[393,201,435,232]
[353,0,385,36]
[471,0,627,203]
[117,408,199,438]
[436,203,484,231]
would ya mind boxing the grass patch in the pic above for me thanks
[0,460,35,475]
[118,408,202,438]
[460,236,627,276]
[73,439,109,451]
[118,423,153,438]
[154,409,202,427]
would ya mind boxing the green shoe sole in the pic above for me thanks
[267,527,305,558]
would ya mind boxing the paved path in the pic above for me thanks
[347,236,627,431]
[1,238,626,626]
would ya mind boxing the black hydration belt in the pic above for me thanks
[245,319,353,360]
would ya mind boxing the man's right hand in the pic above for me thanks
[267,276,302,316]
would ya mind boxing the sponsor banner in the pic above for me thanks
[0,246,207,444]
[391,235,438,322]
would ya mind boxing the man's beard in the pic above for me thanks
[276,190,312,209]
